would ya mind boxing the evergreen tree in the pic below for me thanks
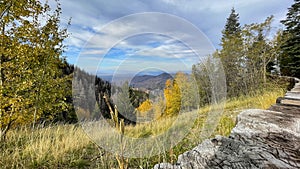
[222,8,242,39]
[112,81,136,122]
[94,75,112,119]
[219,8,244,97]
[280,0,300,78]
[73,68,113,121]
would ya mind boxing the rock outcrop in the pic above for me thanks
[154,78,300,169]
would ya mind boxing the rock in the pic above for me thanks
[154,109,300,169]
[279,78,300,107]
[285,92,300,100]
[154,78,300,169]
[281,99,300,107]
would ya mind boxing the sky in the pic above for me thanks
[55,0,294,76]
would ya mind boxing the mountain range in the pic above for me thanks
[130,73,173,90]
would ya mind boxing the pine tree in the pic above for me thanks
[112,81,136,122]
[222,8,242,40]
[219,8,244,97]
[280,0,300,78]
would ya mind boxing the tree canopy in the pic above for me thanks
[280,0,300,78]
[0,0,72,140]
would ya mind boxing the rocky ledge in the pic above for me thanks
[154,78,300,169]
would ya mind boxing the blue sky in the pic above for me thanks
[56,0,294,75]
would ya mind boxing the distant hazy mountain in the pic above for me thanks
[130,73,173,90]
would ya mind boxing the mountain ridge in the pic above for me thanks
[130,73,173,90]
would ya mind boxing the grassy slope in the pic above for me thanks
[0,88,285,169]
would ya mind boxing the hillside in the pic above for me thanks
[0,86,286,168]
[130,73,173,90]
[155,78,300,169]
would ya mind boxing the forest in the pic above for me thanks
[0,0,299,168]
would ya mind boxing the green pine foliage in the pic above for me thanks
[280,0,300,78]
[222,8,242,38]
[219,8,245,97]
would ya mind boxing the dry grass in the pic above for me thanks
[0,125,105,168]
[0,88,285,168]
[214,87,285,136]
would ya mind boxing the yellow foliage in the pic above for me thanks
[137,99,153,113]
[164,79,181,116]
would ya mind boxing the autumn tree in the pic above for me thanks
[136,99,153,122]
[164,79,181,117]
[0,0,71,140]
[136,72,199,120]
[137,99,152,113]
[174,72,198,111]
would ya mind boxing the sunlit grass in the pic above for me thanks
[0,88,285,168]
[215,87,285,136]
[0,125,106,168]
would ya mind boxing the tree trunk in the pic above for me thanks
[0,30,3,140]
[33,107,37,129]
[0,121,10,142]
[0,112,14,142]
[263,55,266,85]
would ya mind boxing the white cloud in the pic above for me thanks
[58,0,295,74]
[136,43,195,59]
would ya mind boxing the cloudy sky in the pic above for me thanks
[57,0,294,76]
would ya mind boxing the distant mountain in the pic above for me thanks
[99,75,113,82]
[130,73,173,90]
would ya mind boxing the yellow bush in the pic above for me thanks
[137,99,153,113]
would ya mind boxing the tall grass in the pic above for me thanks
[0,125,104,168]
[0,88,285,168]
[214,87,285,136]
